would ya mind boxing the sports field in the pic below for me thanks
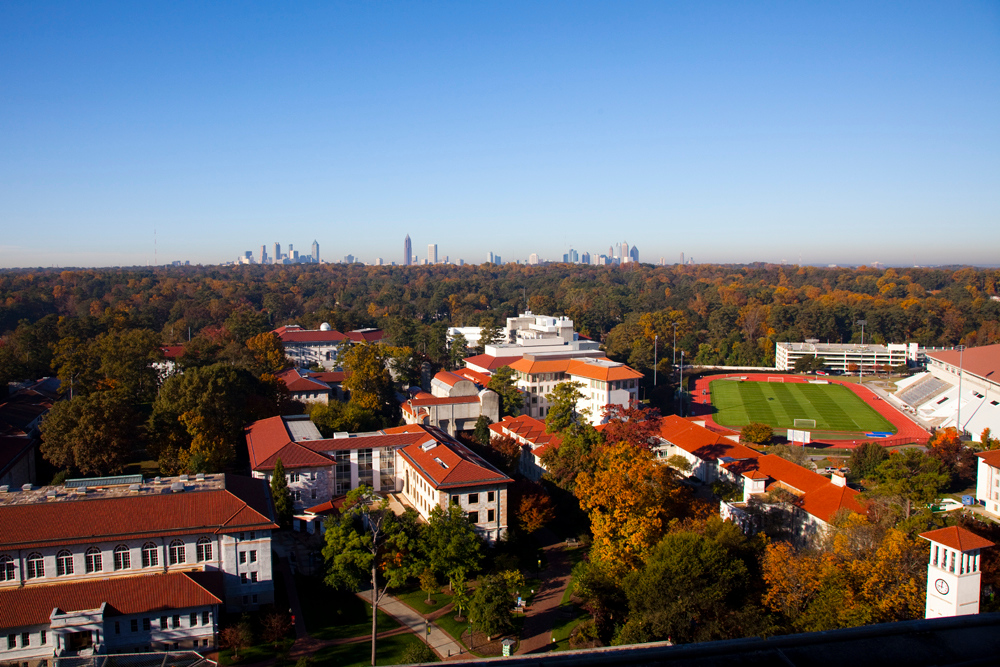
[709,379,897,434]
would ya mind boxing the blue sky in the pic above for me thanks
[2,1,998,268]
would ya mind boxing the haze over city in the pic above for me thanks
[1,1,998,269]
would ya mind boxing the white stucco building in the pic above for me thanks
[274,323,348,370]
[509,356,642,424]
[776,340,916,373]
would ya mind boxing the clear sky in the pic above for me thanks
[2,1,998,269]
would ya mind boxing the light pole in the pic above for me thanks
[672,323,678,368]
[856,319,867,381]
[678,350,685,417]
[956,345,966,438]
[654,334,658,386]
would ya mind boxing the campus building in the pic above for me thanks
[509,356,642,425]
[401,371,500,436]
[244,416,512,542]
[775,341,917,373]
[274,324,347,370]
[0,474,277,660]
[489,414,562,482]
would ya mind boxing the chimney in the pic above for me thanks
[831,472,847,487]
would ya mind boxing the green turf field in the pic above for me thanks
[709,380,897,434]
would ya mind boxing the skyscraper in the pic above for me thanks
[629,245,639,263]
[311,240,320,263]
[260,245,267,265]
[428,244,438,264]
[404,235,412,266]
[622,241,630,264]
[274,242,281,264]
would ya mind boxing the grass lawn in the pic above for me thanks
[295,575,401,641]
[219,638,293,666]
[550,604,590,652]
[311,634,439,666]
[710,379,897,434]
[393,586,454,616]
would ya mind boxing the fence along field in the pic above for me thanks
[709,379,898,436]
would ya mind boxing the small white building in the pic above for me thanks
[274,323,347,370]
[920,526,994,619]
[401,371,500,436]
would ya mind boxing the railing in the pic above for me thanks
[1,651,216,667]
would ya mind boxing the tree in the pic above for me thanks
[926,427,977,487]
[224,304,269,344]
[488,433,521,475]
[448,333,469,370]
[599,402,661,449]
[545,381,586,433]
[870,448,950,518]
[540,422,602,491]
[469,573,514,639]
[246,332,288,375]
[740,422,773,446]
[399,641,435,665]
[419,567,439,604]
[271,458,294,528]
[515,482,555,533]
[982,428,1000,451]
[323,487,422,667]
[477,317,505,354]
[261,611,293,647]
[340,343,395,416]
[847,442,890,481]
[473,415,492,446]
[40,391,138,476]
[309,401,384,436]
[665,454,693,474]
[422,503,483,589]
[575,442,694,575]
[487,366,523,418]
[793,355,826,373]
[220,620,253,661]
[451,575,471,619]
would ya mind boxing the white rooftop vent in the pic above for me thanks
[179,474,189,482]
[421,441,437,452]
[196,473,205,482]
[171,482,185,493]
[433,457,449,469]
[154,477,162,484]
[46,489,59,499]
[334,432,349,439]
[0,485,8,493]
[128,484,141,493]
[76,487,89,495]
[22,484,33,491]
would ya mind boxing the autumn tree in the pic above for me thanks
[869,448,950,518]
[323,487,423,667]
[220,620,253,660]
[847,441,890,481]
[488,433,521,476]
[309,401,384,436]
[926,427,977,487]
[600,402,661,449]
[575,442,693,575]
[246,332,288,375]
[340,343,395,417]
[515,482,556,533]
[40,391,138,476]
[740,422,773,446]
[261,611,293,647]
[540,422,601,491]
[486,366,523,418]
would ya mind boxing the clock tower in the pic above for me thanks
[920,525,994,619]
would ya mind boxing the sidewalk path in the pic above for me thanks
[516,531,575,655]
[356,590,465,660]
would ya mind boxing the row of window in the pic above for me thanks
[0,539,213,581]
[450,491,495,506]
[115,611,212,635]
[6,632,45,650]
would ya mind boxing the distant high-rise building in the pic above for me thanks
[404,235,412,266]
[622,241,630,264]
[569,248,579,263]
[312,240,320,262]
[614,243,621,259]
[260,245,267,264]
[630,245,639,263]
[274,242,281,264]
[528,253,539,265]
[292,250,299,261]
[375,257,383,266]
[494,255,501,264]
[609,245,614,259]
[344,254,355,264]
[581,252,591,264]
[428,244,438,264]
[680,252,685,265]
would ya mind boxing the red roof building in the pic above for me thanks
[489,414,562,481]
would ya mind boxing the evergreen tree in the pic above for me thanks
[270,458,294,528]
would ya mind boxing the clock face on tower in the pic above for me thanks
[935,578,950,595]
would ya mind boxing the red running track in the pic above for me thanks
[689,373,929,449]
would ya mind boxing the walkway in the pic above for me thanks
[516,530,576,655]
[356,589,465,660]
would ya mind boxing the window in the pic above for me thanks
[160,617,167,630]
[26,553,43,579]
[251,571,258,583]
[190,613,198,626]
[7,634,14,650]
[143,618,150,631]
[142,543,158,568]
[488,509,495,522]
[131,620,138,633]
[40,631,47,645]
[239,532,245,541]
[240,573,248,584]
[0,556,14,581]
[114,545,131,571]
[288,472,300,483]
[172,615,180,629]
[468,511,479,523]
[252,594,258,604]
[115,622,120,635]
[487,491,495,503]
[293,490,301,502]
[469,493,479,504]
[239,551,246,564]
[311,489,317,500]
[169,540,185,565]
[250,531,256,540]
[85,547,102,573]
[249,550,257,563]
[358,448,374,487]
[21,633,29,648]
[57,550,74,576]
[451,495,459,506]
[202,611,210,625]
[196,537,212,562]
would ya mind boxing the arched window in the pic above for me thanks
[169,540,186,565]
[26,553,43,579]
[196,537,212,563]
[0,555,14,581]
[141,542,158,568]
[56,550,74,576]
[85,547,102,574]
[114,545,131,571]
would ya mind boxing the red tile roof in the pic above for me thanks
[0,572,222,629]
[273,325,346,343]
[310,371,348,384]
[409,395,480,406]
[655,415,757,461]
[345,329,384,343]
[567,358,643,382]
[926,344,1000,382]
[920,525,995,551]
[977,450,1000,468]
[245,416,295,469]
[434,371,472,387]
[257,442,335,471]
[463,355,522,371]
[160,345,185,359]
[491,415,561,455]
[277,369,332,393]
[398,427,512,490]
[456,368,491,386]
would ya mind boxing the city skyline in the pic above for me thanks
[1,2,998,269]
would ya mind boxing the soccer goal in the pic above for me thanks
[793,418,816,429]
[767,376,785,382]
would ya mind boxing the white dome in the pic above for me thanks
[319,322,332,331]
